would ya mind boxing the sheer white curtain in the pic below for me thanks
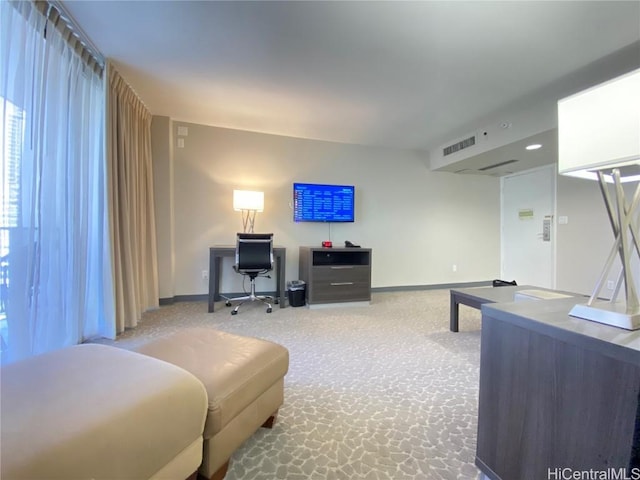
[0,1,114,363]
[107,64,159,333]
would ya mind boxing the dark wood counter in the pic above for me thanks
[476,298,640,479]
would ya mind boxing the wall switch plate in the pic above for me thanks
[558,216,569,225]
[177,138,185,148]
[202,270,208,280]
[177,126,188,136]
[607,280,615,290]
[452,264,457,272]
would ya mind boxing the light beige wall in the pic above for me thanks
[556,174,635,298]
[155,121,501,297]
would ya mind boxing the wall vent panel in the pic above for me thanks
[443,135,476,157]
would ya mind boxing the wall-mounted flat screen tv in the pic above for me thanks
[293,183,355,222]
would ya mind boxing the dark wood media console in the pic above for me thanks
[298,247,372,306]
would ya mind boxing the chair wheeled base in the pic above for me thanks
[225,273,273,315]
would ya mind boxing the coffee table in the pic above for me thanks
[449,285,583,332]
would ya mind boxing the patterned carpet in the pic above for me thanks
[99,289,483,480]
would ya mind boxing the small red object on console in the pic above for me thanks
[322,241,333,248]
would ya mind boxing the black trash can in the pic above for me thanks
[287,280,306,307]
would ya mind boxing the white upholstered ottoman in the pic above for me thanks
[132,328,289,480]
[1,343,208,480]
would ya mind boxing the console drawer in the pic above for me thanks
[309,266,371,303]
[311,281,371,303]
[312,265,370,283]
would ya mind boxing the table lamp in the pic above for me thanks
[557,68,640,330]
[233,190,264,233]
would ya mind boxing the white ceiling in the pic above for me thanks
[63,1,640,156]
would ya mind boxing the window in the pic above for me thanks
[1,1,113,363]
[0,98,25,350]
[1,99,23,234]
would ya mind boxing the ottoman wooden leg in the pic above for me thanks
[261,410,278,429]
[198,461,229,480]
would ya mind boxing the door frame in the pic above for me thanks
[500,164,557,289]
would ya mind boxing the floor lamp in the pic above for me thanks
[233,190,264,233]
[557,68,640,330]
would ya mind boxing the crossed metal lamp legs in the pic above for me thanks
[240,209,257,233]
[569,169,640,330]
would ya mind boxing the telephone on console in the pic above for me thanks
[344,240,360,248]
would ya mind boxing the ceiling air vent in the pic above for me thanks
[478,159,519,171]
[443,135,476,157]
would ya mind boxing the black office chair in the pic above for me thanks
[225,233,274,315]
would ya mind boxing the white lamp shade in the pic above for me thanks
[233,190,264,211]
[558,68,640,180]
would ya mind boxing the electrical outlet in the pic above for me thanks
[606,280,615,290]
[452,264,457,272]
[202,270,208,280]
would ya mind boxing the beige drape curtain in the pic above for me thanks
[107,62,159,333]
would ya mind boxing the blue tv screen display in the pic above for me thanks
[293,183,355,223]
